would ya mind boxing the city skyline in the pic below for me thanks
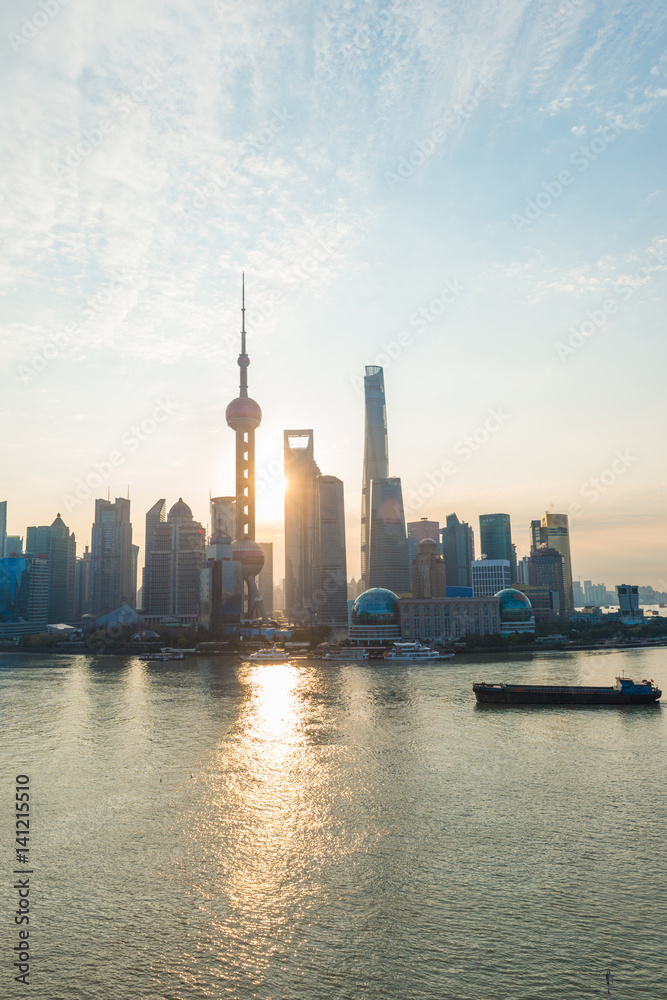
[2,2,666,588]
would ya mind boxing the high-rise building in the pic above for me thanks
[479,513,513,564]
[368,477,410,594]
[361,365,389,590]
[0,501,6,559]
[26,514,77,622]
[210,496,236,541]
[441,514,475,589]
[225,277,266,620]
[75,546,93,617]
[284,429,321,620]
[572,580,585,606]
[90,497,134,616]
[528,547,567,618]
[314,475,348,623]
[0,555,49,635]
[530,519,543,551]
[515,555,530,586]
[407,518,441,566]
[258,542,274,616]
[411,538,446,599]
[617,584,642,622]
[5,536,23,556]
[471,559,512,596]
[147,499,205,621]
[142,499,166,612]
[540,513,573,609]
[199,509,243,631]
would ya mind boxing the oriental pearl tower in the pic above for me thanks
[225,275,266,621]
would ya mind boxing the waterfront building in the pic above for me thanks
[515,585,559,625]
[527,546,567,618]
[479,513,513,565]
[496,588,535,636]
[147,499,205,622]
[90,498,134,616]
[441,514,474,589]
[75,546,93,616]
[472,559,511,597]
[199,521,243,630]
[411,538,446,599]
[533,513,573,610]
[142,499,166,612]
[0,555,50,636]
[225,276,266,620]
[314,475,348,624]
[258,543,274,616]
[368,477,410,594]
[0,501,6,558]
[617,584,642,623]
[407,518,441,565]
[361,366,389,590]
[26,514,77,622]
[348,587,401,644]
[400,595,500,642]
[284,429,320,620]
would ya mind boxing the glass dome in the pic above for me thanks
[496,588,533,623]
[351,588,400,627]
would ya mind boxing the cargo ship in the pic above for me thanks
[473,675,661,706]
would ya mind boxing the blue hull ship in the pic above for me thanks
[473,675,662,706]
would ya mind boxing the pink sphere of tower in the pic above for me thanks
[225,395,262,430]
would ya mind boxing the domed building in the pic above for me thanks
[349,587,401,644]
[495,588,535,635]
[145,499,206,623]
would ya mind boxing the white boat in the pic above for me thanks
[382,642,454,662]
[322,648,370,661]
[245,648,290,662]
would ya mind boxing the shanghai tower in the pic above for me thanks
[361,365,389,590]
[225,275,266,620]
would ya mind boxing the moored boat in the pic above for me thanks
[473,675,661,706]
[245,648,290,662]
[322,648,369,660]
[383,642,454,662]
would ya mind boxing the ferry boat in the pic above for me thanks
[382,642,455,662]
[322,648,370,661]
[245,648,290,663]
[473,675,662,706]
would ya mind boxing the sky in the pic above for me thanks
[1,0,666,591]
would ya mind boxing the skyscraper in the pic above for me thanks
[314,474,348,623]
[26,514,77,622]
[147,499,205,621]
[90,498,133,616]
[528,546,567,618]
[142,499,166,612]
[361,365,389,590]
[75,546,93,616]
[441,513,475,589]
[368,477,410,594]
[284,429,321,620]
[471,559,512,596]
[479,513,513,563]
[407,518,441,566]
[210,496,236,541]
[411,538,446,598]
[225,277,265,620]
[540,513,573,609]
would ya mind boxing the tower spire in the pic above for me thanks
[238,271,249,397]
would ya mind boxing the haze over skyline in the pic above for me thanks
[2,1,666,588]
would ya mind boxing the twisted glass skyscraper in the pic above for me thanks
[361,366,389,590]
